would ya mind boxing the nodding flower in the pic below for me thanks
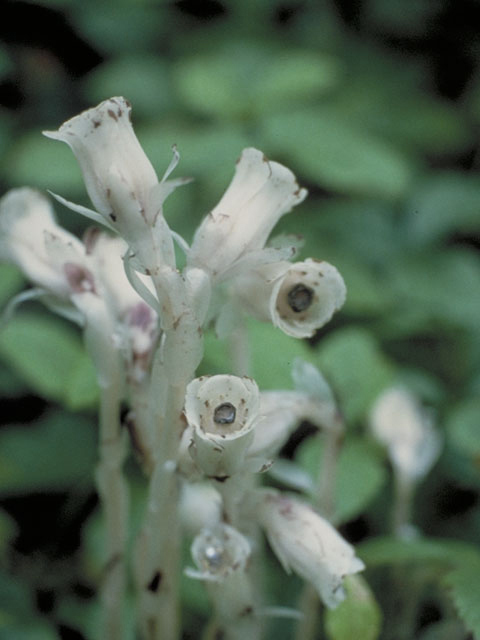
[187,522,251,582]
[234,258,346,338]
[184,374,260,478]
[0,187,92,303]
[370,387,442,482]
[254,489,365,609]
[187,147,307,281]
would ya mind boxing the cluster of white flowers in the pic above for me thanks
[0,97,361,640]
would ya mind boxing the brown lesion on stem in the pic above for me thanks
[147,570,163,593]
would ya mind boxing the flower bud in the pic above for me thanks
[188,148,307,280]
[254,490,364,609]
[187,522,251,582]
[235,259,346,338]
[0,187,86,300]
[369,387,441,482]
[184,375,260,478]
[179,482,222,535]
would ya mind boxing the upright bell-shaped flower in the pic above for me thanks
[44,97,177,272]
[188,148,307,281]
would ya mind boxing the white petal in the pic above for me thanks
[188,148,307,280]
[184,375,260,477]
[44,97,157,219]
[189,523,251,582]
[370,387,442,481]
[255,490,364,609]
[0,188,84,299]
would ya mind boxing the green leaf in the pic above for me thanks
[63,351,99,410]
[0,265,25,309]
[70,4,164,55]
[406,173,480,246]
[314,327,395,422]
[4,131,83,193]
[444,557,480,639]
[0,313,88,404]
[388,249,480,333]
[260,109,412,198]
[0,410,96,496]
[447,397,480,460]
[202,318,313,390]
[297,436,387,522]
[324,575,382,640]
[84,55,171,119]
[252,50,341,111]
[358,536,480,569]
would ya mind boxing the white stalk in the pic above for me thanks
[187,524,262,640]
[96,374,129,640]
[134,269,206,640]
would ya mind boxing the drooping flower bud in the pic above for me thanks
[254,490,364,609]
[186,522,251,582]
[369,387,441,482]
[235,259,346,338]
[188,148,307,280]
[0,187,87,301]
[184,375,260,478]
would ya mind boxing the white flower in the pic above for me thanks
[370,387,441,481]
[184,375,260,478]
[85,230,159,382]
[248,390,337,463]
[0,187,88,301]
[254,490,364,609]
[44,97,177,271]
[179,483,222,535]
[235,258,346,338]
[186,522,251,582]
[187,148,307,281]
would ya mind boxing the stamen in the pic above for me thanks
[213,403,236,425]
[287,284,313,313]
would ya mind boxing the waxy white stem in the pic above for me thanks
[96,374,129,640]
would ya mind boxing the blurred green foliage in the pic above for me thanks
[1,0,480,638]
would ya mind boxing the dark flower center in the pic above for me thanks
[213,402,236,424]
[287,284,313,312]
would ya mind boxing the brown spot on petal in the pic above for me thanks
[93,120,101,128]
[64,263,96,294]
[107,109,118,121]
